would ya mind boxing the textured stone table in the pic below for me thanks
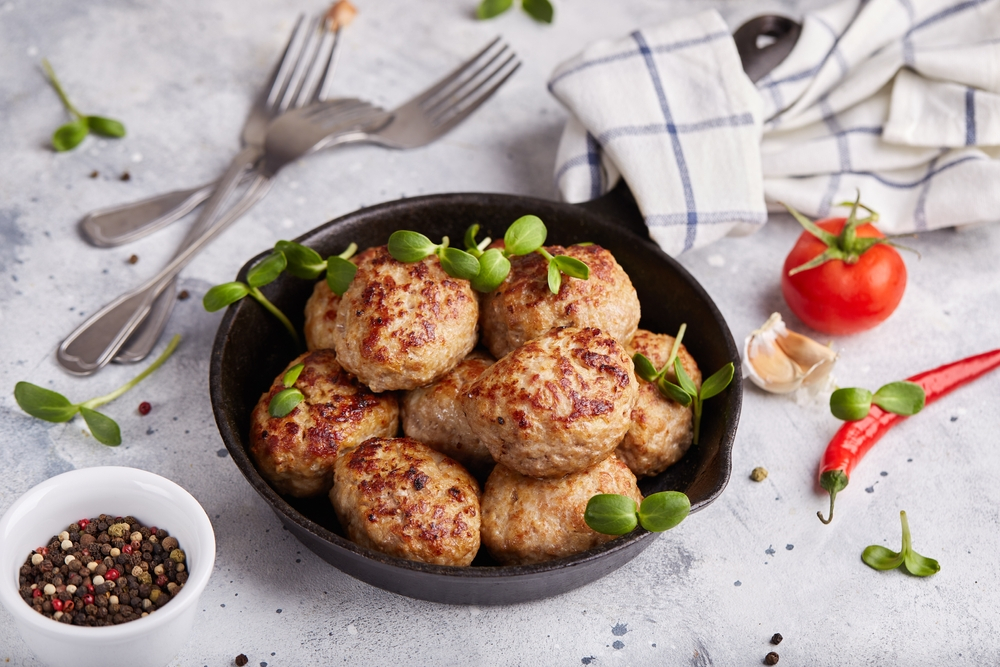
[2,0,998,664]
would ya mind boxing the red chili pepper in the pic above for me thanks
[818,348,1000,524]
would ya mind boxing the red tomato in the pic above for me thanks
[781,218,907,335]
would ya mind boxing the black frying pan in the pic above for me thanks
[209,17,800,605]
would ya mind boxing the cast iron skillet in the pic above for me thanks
[209,17,800,605]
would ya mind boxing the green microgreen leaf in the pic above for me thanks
[14,382,79,422]
[438,247,481,280]
[15,335,180,446]
[658,378,693,406]
[830,387,874,421]
[79,407,121,446]
[552,255,589,280]
[52,118,89,152]
[673,358,698,396]
[388,230,437,263]
[872,381,926,416]
[861,544,905,570]
[86,115,126,138]
[276,241,326,279]
[470,248,510,292]
[522,0,554,23]
[547,260,561,294]
[269,387,305,418]
[862,511,940,576]
[246,251,287,288]
[282,363,305,388]
[637,492,690,532]
[464,224,483,256]
[632,353,659,383]
[504,215,547,256]
[699,362,734,401]
[202,282,250,312]
[326,256,357,296]
[584,494,638,536]
[477,0,514,19]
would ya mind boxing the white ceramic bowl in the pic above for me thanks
[0,466,216,667]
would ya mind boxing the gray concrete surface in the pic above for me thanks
[1,0,998,665]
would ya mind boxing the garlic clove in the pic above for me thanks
[744,313,837,394]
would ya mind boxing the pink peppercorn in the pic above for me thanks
[156,575,168,587]
[32,589,42,599]
[138,402,151,415]
[51,599,64,612]
[105,568,120,581]
[82,594,94,605]
[122,544,132,555]
[78,519,90,529]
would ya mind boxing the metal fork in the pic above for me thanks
[79,14,345,249]
[56,38,519,376]
[56,22,383,376]
[110,14,355,365]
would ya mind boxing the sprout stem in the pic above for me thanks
[81,335,181,410]
[41,59,83,118]
[249,287,300,346]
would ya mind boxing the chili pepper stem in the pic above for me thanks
[79,335,181,410]
[249,287,300,346]
[817,469,849,525]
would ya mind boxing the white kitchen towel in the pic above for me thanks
[550,0,1000,255]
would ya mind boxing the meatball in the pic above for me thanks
[481,456,643,565]
[479,243,641,359]
[617,329,702,477]
[303,278,341,351]
[462,326,638,478]
[249,350,399,498]
[332,245,479,392]
[401,350,496,478]
[331,437,481,566]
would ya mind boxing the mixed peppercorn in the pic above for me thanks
[18,514,187,626]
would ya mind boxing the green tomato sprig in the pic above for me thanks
[13,334,180,446]
[783,191,916,275]
[42,59,126,152]
[477,0,553,23]
[269,363,305,418]
[203,241,358,346]
[584,491,691,535]
[462,215,590,293]
[862,510,940,577]
[830,381,925,421]
[631,324,734,445]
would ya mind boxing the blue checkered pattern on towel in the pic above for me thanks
[551,0,1000,255]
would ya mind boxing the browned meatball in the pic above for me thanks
[617,329,702,477]
[249,350,399,498]
[401,350,496,478]
[479,244,641,359]
[303,278,341,351]
[481,456,642,565]
[462,326,638,478]
[332,246,479,392]
[330,437,481,566]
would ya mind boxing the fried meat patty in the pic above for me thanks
[249,350,399,498]
[479,244,641,359]
[332,246,479,392]
[331,437,481,566]
[480,456,643,565]
[617,329,702,477]
[303,278,342,352]
[401,350,496,478]
[462,326,638,478]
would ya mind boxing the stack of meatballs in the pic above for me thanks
[249,241,701,567]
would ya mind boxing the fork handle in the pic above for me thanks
[58,147,268,375]
[78,183,216,248]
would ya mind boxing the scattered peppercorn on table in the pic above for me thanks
[3,0,1000,664]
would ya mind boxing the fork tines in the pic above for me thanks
[266,14,345,113]
[420,38,521,129]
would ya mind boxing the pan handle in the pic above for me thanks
[576,15,801,232]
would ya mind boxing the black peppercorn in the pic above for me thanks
[235,655,249,667]
[770,633,783,645]
[764,652,779,665]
